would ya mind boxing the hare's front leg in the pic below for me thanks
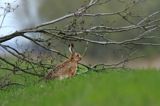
[70,68,77,77]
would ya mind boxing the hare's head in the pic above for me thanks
[70,52,82,62]
[69,43,82,62]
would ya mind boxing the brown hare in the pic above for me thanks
[45,43,82,80]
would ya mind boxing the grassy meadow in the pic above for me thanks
[0,69,160,106]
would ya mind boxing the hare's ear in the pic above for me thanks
[68,43,74,53]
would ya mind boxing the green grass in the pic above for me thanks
[1,69,160,106]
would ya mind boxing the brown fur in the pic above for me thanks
[45,49,81,80]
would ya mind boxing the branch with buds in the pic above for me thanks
[0,0,160,85]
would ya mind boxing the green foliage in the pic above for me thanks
[1,69,160,106]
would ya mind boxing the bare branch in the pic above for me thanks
[0,56,43,77]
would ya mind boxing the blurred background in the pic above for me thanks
[0,0,160,68]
